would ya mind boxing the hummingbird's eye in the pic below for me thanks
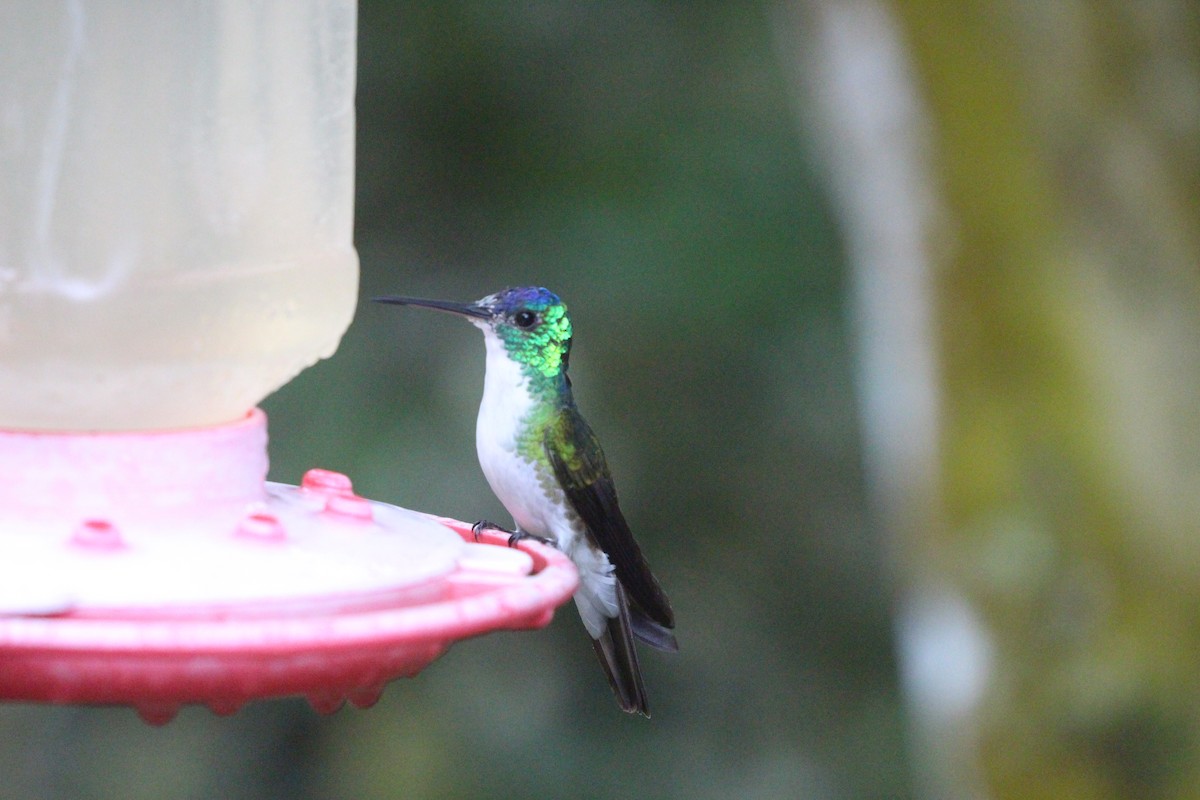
[513,310,538,329]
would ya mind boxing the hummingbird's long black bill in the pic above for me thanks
[372,296,492,320]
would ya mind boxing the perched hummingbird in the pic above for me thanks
[375,287,676,715]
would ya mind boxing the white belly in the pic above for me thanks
[476,429,551,535]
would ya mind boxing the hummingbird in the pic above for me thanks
[375,287,676,715]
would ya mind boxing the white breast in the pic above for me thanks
[473,328,554,536]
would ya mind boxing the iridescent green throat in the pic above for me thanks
[501,302,573,394]
[499,299,575,466]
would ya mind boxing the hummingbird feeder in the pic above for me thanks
[0,1,578,724]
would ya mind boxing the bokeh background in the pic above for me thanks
[4,2,1200,799]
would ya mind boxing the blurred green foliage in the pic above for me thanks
[0,3,910,800]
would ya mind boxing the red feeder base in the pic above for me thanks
[0,411,579,723]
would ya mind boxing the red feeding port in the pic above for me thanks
[0,410,578,724]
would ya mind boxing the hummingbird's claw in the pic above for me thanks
[470,519,511,542]
[469,520,555,548]
[467,520,555,548]
[505,530,556,549]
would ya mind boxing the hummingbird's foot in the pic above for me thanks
[472,520,556,551]
[471,520,511,542]
[505,529,556,549]
[470,520,556,549]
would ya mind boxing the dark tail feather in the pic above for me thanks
[631,609,678,652]
[592,583,650,716]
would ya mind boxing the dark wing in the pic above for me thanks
[545,406,675,633]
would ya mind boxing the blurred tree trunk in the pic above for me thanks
[787,1,1200,798]
[895,2,1200,798]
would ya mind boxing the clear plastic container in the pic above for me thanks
[0,1,358,430]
